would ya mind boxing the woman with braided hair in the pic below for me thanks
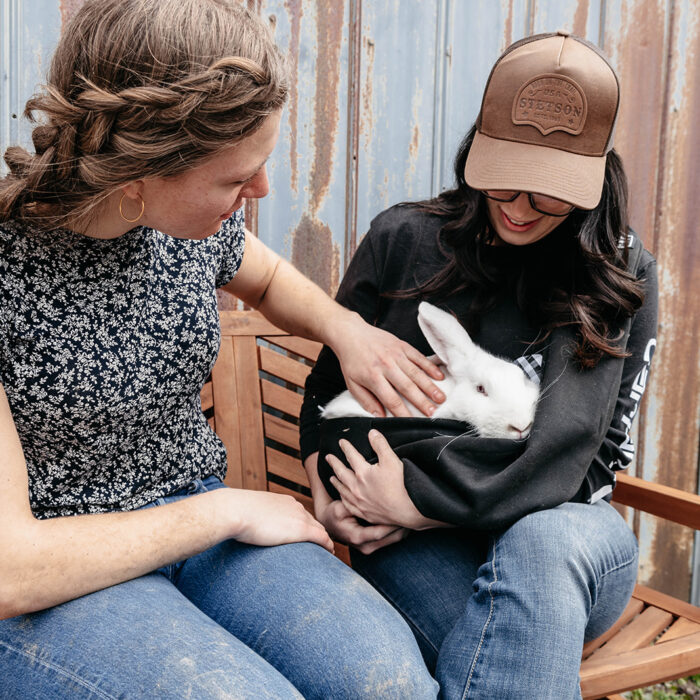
[0,1,440,697]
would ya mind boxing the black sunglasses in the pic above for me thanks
[481,190,576,217]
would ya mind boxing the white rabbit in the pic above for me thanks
[320,302,540,440]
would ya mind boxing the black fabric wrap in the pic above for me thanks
[318,242,644,532]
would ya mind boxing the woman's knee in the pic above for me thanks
[181,541,437,699]
[289,548,438,698]
[499,501,638,577]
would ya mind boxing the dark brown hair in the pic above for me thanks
[402,126,645,368]
[0,0,288,229]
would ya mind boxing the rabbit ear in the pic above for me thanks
[417,302,475,370]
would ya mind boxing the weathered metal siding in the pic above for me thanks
[1,0,699,601]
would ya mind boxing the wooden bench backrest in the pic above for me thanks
[202,310,319,510]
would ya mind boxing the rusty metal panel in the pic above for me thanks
[438,1,530,193]
[603,0,700,603]
[353,0,441,241]
[254,0,350,297]
[530,0,604,39]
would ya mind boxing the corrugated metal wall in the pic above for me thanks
[2,0,699,602]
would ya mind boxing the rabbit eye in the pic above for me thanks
[476,384,488,396]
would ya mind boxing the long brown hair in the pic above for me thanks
[403,126,645,368]
[0,0,288,230]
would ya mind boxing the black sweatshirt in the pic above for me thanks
[299,205,658,530]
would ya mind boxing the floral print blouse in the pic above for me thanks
[0,212,245,519]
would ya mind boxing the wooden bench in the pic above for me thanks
[202,309,700,700]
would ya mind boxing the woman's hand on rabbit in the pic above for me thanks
[327,314,444,418]
[327,430,449,530]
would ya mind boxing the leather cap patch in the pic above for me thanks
[512,74,587,136]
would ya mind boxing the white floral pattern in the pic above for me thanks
[0,211,245,519]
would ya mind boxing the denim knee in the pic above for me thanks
[499,501,638,576]
[299,560,439,699]
[492,501,638,629]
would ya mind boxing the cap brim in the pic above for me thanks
[464,131,606,210]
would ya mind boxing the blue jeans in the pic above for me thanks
[351,500,639,700]
[0,476,437,699]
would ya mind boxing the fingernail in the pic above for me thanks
[372,411,382,417]
[426,405,436,416]
[433,390,445,401]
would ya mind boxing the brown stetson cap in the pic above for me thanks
[464,31,620,210]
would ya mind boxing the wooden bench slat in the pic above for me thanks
[631,584,700,624]
[262,334,322,362]
[587,607,673,661]
[259,345,312,387]
[657,617,700,644]
[211,336,243,489]
[233,336,268,491]
[582,597,645,660]
[580,631,700,698]
[200,382,214,412]
[263,413,300,451]
[260,378,304,417]
[266,446,309,488]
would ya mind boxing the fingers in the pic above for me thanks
[367,375,413,417]
[295,499,335,553]
[306,524,335,553]
[345,381,386,418]
[399,348,446,402]
[336,439,372,474]
[357,527,409,555]
[367,428,399,465]
[326,453,360,489]
[329,475,360,515]
[404,344,445,381]
[381,361,444,417]
[368,361,442,418]
[321,499,399,548]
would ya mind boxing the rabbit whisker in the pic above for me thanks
[536,362,568,405]
[436,427,479,461]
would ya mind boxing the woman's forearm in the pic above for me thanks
[254,256,359,346]
[1,489,237,619]
[2,484,332,620]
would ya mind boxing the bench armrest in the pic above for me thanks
[614,473,700,529]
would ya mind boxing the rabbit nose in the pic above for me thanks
[510,422,533,439]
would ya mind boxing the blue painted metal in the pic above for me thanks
[0,0,61,170]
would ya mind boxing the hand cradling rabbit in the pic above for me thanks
[321,302,541,440]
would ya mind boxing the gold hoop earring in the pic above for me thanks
[119,192,145,223]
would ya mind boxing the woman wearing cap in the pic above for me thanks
[300,32,658,698]
[0,1,444,697]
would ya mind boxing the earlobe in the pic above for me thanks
[120,181,144,198]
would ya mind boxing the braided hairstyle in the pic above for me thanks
[0,0,288,229]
